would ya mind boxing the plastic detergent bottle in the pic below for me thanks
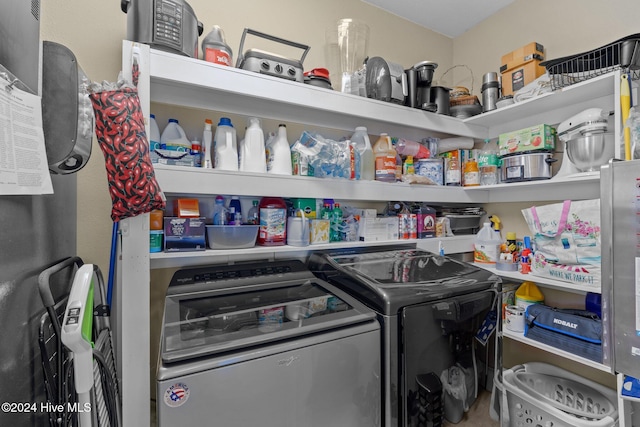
[266,124,292,175]
[474,222,501,265]
[228,196,242,224]
[373,133,397,182]
[240,117,267,173]
[191,139,201,167]
[403,155,415,175]
[330,202,343,242]
[149,114,161,151]
[212,195,227,225]
[202,119,214,169]
[257,197,287,246]
[246,200,259,225]
[320,202,332,220]
[350,126,375,180]
[160,118,190,152]
[201,25,233,67]
[214,117,238,171]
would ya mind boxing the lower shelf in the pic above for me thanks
[476,264,602,295]
[502,328,612,372]
[150,235,476,269]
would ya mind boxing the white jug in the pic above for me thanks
[286,209,309,246]
[266,124,292,175]
[160,118,190,151]
[214,117,238,171]
[240,117,267,173]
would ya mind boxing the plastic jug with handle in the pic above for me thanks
[350,126,374,180]
[149,114,161,151]
[240,117,267,173]
[214,117,238,171]
[287,209,309,246]
[373,133,397,182]
[266,124,292,175]
[160,118,190,152]
[474,222,501,265]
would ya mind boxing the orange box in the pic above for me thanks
[500,42,546,96]
[174,198,200,218]
[150,209,164,230]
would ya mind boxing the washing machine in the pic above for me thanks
[156,259,381,427]
[308,245,501,427]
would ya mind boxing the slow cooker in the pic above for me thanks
[121,0,203,58]
[500,152,557,182]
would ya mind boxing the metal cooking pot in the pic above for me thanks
[500,152,557,182]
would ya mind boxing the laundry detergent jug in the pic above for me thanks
[214,117,238,170]
[160,118,190,152]
[240,117,267,173]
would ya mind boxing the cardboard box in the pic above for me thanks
[164,217,206,252]
[358,217,399,241]
[498,124,556,157]
[501,42,544,70]
[500,42,546,96]
[174,198,200,217]
[357,209,378,219]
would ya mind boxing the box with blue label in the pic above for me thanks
[164,217,206,252]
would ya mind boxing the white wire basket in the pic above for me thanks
[503,362,618,427]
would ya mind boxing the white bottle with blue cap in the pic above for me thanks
[214,117,238,170]
[160,118,190,151]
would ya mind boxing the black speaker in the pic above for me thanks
[41,41,94,174]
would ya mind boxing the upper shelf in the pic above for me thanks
[153,164,486,203]
[145,44,620,143]
[153,164,600,203]
[147,47,487,141]
[465,72,618,136]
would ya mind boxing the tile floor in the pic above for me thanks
[444,390,499,427]
[152,389,500,426]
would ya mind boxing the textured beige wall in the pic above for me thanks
[39,0,629,393]
[452,0,640,96]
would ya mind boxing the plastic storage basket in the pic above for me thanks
[503,362,617,427]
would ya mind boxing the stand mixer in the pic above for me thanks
[556,107,615,176]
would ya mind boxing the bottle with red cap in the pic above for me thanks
[257,197,287,246]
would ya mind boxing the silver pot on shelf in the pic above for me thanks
[500,152,557,182]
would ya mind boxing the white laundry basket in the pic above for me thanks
[503,362,617,427]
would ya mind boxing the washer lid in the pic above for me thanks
[309,247,499,314]
[161,259,377,364]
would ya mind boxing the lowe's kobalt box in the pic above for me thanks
[500,42,546,96]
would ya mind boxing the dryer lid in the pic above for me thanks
[309,247,499,314]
